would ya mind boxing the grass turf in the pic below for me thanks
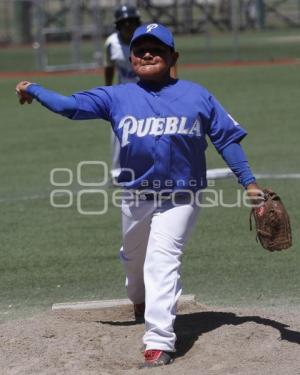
[0,63,299,320]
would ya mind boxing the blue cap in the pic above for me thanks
[130,23,175,49]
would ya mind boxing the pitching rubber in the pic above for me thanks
[52,294,195,311]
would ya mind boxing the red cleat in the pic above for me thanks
[143,349,174,367]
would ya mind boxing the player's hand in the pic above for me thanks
[15,81,34,105]
[246,183,264,206]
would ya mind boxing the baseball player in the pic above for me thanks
[16,23,262,367]
[103,4,141,182]
[104,5,178,183]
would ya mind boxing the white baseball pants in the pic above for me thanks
[120,195,201,352]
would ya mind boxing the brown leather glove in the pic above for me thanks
[250,189,292,251]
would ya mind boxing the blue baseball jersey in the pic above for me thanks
[71,79,247,191]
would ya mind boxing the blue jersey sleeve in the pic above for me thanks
[208,95,247,153]
[26,84,113,121]
[26,84,77,118]
[221,142,256,188]
[71,87,113,121]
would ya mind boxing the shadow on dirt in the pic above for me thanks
[174,311,300,358]
[99,309,300,358]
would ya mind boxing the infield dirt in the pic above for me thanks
[1,300,300,374]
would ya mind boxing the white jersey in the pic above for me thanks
[104,32,138,84]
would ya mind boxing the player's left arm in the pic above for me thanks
[221,142,263,202]
[207,93,263,199]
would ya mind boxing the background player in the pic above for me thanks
[104,4,141,182]
[15,23,262,367]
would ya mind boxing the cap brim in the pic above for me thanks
[130,34,173,49]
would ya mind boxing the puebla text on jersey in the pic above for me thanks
[71,79,246,191]
[29,79,247,191]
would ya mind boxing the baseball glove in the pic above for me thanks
[250,189,292,251]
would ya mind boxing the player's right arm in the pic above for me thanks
[16,81,77,117]
[15,81,112,120]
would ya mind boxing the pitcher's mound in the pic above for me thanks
[1,300,300,375]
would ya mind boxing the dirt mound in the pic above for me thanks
[1,301,300,374]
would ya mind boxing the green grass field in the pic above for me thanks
[0,61,299,321]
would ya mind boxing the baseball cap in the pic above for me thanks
[130,23,175,49]
[114,4,140,24]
